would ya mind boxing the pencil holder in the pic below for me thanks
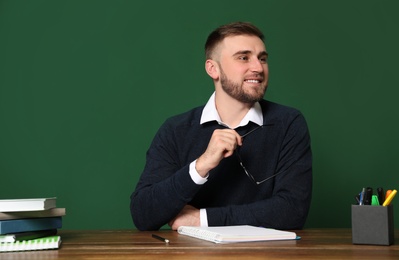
[351,204,394,245]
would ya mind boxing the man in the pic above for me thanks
[130,22,312,231]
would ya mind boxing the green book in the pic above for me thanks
[0,229,57,243]
[0,236,61,252]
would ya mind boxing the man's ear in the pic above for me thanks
[205,59,219,80]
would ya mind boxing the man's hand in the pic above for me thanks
[168,205,200,230]
[196,129,242,177]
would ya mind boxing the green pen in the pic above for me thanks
[371,195,379,205]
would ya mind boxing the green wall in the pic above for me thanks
[1,0,398,230]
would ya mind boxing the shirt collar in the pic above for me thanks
[200,92,263,129]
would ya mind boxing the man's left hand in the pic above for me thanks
[168,205,200,230]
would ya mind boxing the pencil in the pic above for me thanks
[152,234,170,243]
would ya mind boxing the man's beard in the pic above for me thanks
[220,67,266,104]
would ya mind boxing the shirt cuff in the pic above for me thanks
[189,160,208,185]
[200,208,209,227]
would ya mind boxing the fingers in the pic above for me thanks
[196,129,241,175]
[211,128,242,156]
[207,129,242,158]
[209,130,241,155]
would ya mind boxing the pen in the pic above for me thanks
[152,234,170,243]
[385,190,392,200]
[371,195,379,206]
[383,189,397,206]
[377,187,384,205]
[359,188,365,205]
[354,194,360,204]
[363,187,373,205]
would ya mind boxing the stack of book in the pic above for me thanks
[0,197,65,252]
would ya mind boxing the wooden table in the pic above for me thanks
[1,229,398,259]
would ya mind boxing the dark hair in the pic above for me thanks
[205,22,264,59]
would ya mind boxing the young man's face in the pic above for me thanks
[216,35,269,104]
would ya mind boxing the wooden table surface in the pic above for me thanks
[1,229,398,259]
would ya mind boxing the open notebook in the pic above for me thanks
[177,225,298,244]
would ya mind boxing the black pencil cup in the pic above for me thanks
[351,204,394,245]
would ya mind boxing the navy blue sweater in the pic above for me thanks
[130,99,312,231]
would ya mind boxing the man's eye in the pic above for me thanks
[260,57,268,63]
[239,56,249,61]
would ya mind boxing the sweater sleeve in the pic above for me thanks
[206,112,312,230]
[130,120,203,231]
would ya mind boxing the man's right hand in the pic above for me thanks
[195,129,242,177]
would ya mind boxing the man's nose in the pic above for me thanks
[250,59,264,72]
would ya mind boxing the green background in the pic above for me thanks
[1,0,398,230]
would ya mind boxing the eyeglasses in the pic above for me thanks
[236,125,283,185]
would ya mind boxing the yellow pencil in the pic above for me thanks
[383,189,397,206]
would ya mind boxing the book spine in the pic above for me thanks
[14,229,58,241]
[0,208,66,221]
[0,217,62,235]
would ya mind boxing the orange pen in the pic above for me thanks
[385,190,392,200]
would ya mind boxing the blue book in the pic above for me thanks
[0,217,62,235]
